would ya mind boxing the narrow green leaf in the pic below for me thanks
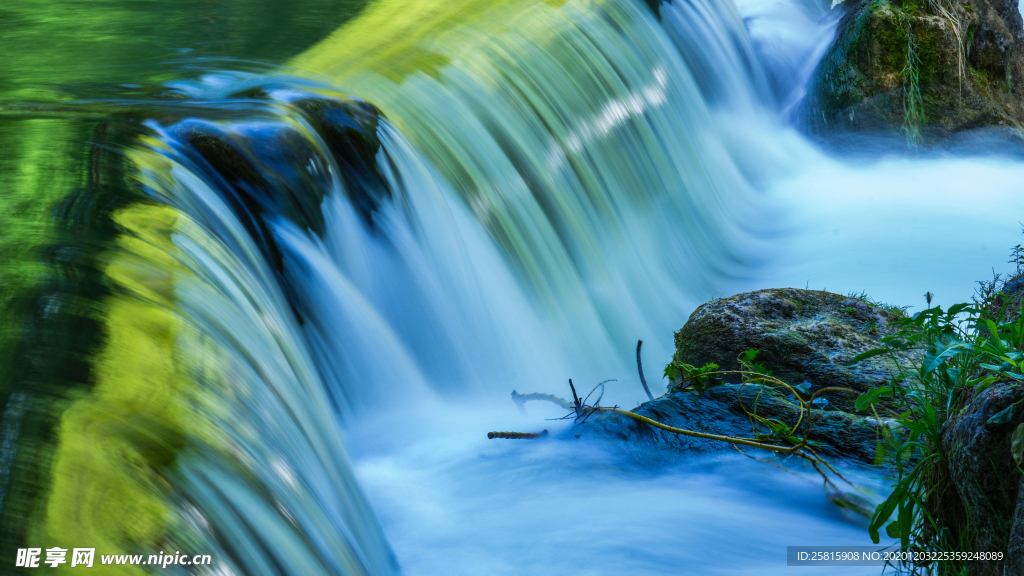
[979,363,1024,379]
[855,387,893,412]
[922,340,968,375]
[885,520,900,539]
[898,501,913,549]
[869,486,905,544]
[873,441,889,466]
[947,303,973,317]
[973,376,999,394]
[987,404,1015,427]
[986,319,1007,354]
[847,348,888,366]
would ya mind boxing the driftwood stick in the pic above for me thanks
[488,430,549,439]
[636,339,655,401]
[511,390,575,412]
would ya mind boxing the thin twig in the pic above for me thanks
[569,379,582,418]
[488,430,549,439]
[637,340,655,401]
[511,390,575,411]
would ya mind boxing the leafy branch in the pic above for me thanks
[846,296,1024,573]
[507,348,858,494]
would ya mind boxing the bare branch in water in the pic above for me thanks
[569,379,582,418]
[511,390,574,412]
[506,369,859,496]
[637,339,655,401]
[488,430,549,439]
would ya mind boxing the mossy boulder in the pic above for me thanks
[584,289,919,464]
[805,0,1024,143]
[670,288,919,412]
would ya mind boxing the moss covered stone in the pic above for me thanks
[584,289,920,465]
[670,288,919,412]
[943,382,1024,574]
[805,0,1024,143]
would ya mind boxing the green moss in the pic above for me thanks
[913,22,942,83]
[0,119,133,566]
[292,0,571,80]
[971,66,993,96]
[900,0,924,18]
[26,204,237,573]
[847,290,910,317]
[872,2,911,73]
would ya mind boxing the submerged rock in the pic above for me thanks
[168,96,388,271]
[586,289,918,464]
[587,381,886,462]
[805,0,1024,144]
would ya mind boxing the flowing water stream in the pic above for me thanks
[4,0,1024,574]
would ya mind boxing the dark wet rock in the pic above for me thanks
[1007,476,1024,575]
[670,288,919,412]
[805,0,1024,144]
[943,382,1024,574]
[293,98,391,228]
[168,97,388,271]
[584,382,888,463]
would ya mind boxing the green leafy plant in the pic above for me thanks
[899,12,926,147]
[850,296,1024,574]
[1009,224,1024,275]
[664,359,724,394]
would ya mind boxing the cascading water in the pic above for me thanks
[6,0,1024,573]
[62,0,871,573]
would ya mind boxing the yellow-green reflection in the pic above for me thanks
[36,205,187,575]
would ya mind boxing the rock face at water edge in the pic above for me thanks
[588,289,920,464]
[168,96,388,271]
[943,381,1024,575]
[805,0,1024,143]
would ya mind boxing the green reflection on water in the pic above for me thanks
[0,1,368,562]
[0,0,368,102]
[0,0,370,361]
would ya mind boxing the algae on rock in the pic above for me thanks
[586,289,920,465]
[670,288,920,413]
[805,0,1024,144]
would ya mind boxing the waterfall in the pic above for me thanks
[104,95,399,575]
[73,0,791,568]
[293,0,781,380]
[17,0,1012,572]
